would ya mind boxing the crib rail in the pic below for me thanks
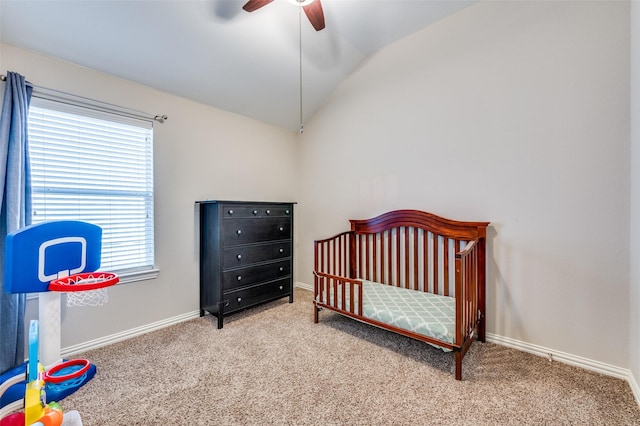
[454,238,485,378]
[314,231,355,279]
[313,271,363,323]
[455,239,481,343]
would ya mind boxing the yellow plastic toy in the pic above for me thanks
[23,370,44,425]
[0,321,64,426]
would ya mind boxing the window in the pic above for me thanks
[28,97,157,282]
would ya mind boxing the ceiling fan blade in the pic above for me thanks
[242,0,274,13]
[303,0,325,31]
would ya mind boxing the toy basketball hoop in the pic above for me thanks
[49,272,119,307]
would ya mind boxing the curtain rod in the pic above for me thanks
[1,74,167,124]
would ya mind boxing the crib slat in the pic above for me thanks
[380,230,386,283]
[362,234,367,280]
[403,227,408,289]
[396,227,401,288]
[364,234,370,280]
[341,235,346,277]
[349,233,356,279]
[413,228,419,291]
[357,234,362,279]
[372,234,378,282]
[348,281,354,313]
[337,238,341,276]
[346,234,351,277]
[469,250,476,334]
[433,234,439,295]
[341,278,346,311]
[443,237,449,296]
[388,229,393,285]
[354,235,358,278]
[424,231,429,292]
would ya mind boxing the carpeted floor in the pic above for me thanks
[60,288,640,425]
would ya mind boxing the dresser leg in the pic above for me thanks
[217,314,224,329]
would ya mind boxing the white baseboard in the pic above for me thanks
[294,281,313,291]
[61,310,201,357]
[629,368,640,408]
[487,333,629,379]
[487,333,639,407]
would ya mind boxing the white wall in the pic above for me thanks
[0,43,298,349]
[298,1,631,367]
[630,0,640,398]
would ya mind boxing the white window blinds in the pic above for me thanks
[28,97,155,277]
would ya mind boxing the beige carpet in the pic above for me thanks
[60,288,639,425]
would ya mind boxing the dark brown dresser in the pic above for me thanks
[196,200,294,328]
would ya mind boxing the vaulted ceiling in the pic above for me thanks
[0,0,474,131]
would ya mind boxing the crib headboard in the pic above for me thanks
[350,209,488,295]
[350,209,488,240]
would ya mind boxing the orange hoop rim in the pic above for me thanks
[48,272,119,292]
[44,358,91,383]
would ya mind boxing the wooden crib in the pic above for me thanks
[313,209,489,380]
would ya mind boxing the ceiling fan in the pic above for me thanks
[242,0,326,31]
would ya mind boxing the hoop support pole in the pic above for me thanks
[38,292,62,369]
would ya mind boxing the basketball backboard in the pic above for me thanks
[4,221,102,294]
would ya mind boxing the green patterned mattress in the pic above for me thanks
[321,280,455,346]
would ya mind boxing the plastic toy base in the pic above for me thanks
[0,362,96,409]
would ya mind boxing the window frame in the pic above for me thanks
[27,93,158,284]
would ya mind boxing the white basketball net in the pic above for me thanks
[66,288,109,307]
[50,272,118,307]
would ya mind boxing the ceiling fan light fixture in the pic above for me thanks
[288,0,315,6]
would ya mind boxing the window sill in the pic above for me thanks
[116,268,159,285]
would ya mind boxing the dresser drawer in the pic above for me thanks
[222,218,291,245]
[223,278,291,312]
[223,241,291,269]
[222,205,293,219]
[222,260,291,291]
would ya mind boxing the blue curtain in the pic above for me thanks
[0,71,33,374]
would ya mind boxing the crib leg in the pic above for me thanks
[314,304,319,323]
[455,352,462,381]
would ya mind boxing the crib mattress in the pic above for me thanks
[321,280,455,345]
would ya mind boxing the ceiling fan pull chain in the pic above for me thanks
[299,3,304,134]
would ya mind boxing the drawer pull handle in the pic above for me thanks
[285,209,290,215]
[279,248,284,254]
[279,267,284,272]
[253,210,258,215]
[279,227,284,232]
[237,297,242,302]
[279,286,283,290]
[228,209,233,215]
[236,229,242,235]
[237,254,242,260]
[266,209,271,215]
[237,275,242,281]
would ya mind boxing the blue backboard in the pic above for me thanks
[4,221,102,294]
